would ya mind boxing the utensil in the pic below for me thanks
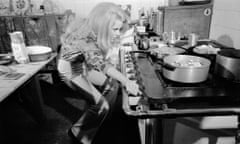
[162,55,211,83]
[149,46,186,59]
[27,45,52,62]
[156,60,176,71]
[0,54,14,65]
[188,33,199,47]
[214,49,240,82]
[169,31,177,45]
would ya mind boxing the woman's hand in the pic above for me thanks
[125,80,141,96]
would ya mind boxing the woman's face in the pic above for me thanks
[110,19,123,44]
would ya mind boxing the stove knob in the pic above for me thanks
[127,69,135,74]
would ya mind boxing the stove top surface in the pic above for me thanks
[131,53,240,104]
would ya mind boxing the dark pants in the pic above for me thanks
[68,78,119,143]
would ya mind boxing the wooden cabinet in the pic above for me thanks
[0,14,64,53]
[158,3,213,39]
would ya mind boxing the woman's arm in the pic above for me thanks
[83,42,140,95]
[105,67,128,85]
[87,70,107,86]
[105,67,140,95]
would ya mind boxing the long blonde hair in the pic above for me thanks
[61,2,129,54]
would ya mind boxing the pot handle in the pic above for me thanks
[157,60,176,71]
[129,50,151,54]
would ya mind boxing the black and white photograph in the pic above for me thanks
[0,0,239,144]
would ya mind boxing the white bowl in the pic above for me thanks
[26,45,52,62]
[27,45,52,55]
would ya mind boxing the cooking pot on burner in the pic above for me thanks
[214,49,240,82]
[162,55,211,83]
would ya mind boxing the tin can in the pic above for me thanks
[188,33,199,47]
[169,31,176,45]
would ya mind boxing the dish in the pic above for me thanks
[27,45,52,55]
[150,46,186,58]
[0,55,13,65]
[193,44,220,54]
[171,59,203,68]
[26,45,52,62]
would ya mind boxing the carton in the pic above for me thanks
[9,31,29,64]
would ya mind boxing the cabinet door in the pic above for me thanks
[0,17,14,53]
[163,4,212,38]
[44,15,60,52]
[23,17,49,47]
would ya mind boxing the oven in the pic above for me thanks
[120,43,240,144]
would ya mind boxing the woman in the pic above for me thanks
[57,2,140,144]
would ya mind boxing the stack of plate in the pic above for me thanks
[0,54,13,65]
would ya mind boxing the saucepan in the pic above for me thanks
[214,49,240,82]
[162,55,211,83]
[130,44,186,59]
[150,45,186,59]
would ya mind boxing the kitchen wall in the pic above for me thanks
[210,0,240,49]
[40,0,240,49]
[56,0,165,20]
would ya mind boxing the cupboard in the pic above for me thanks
[156,3,213,39]
[0,14,64,53]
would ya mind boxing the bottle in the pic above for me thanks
[137,8,146,33]
[169,31,176,45]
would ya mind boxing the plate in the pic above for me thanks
[193,44,220,54]
[150,46,186,58]
[0,55,13,65]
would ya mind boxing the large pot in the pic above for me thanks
[162,55,211,83]
[214,49,240,81]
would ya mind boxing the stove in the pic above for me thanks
[120,50,240,111]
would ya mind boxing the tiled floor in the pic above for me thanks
[0,80,141,144]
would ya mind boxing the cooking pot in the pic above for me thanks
[162,55,211,83]
[214,49,240,81]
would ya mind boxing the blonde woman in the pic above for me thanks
[57,2,140,144]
